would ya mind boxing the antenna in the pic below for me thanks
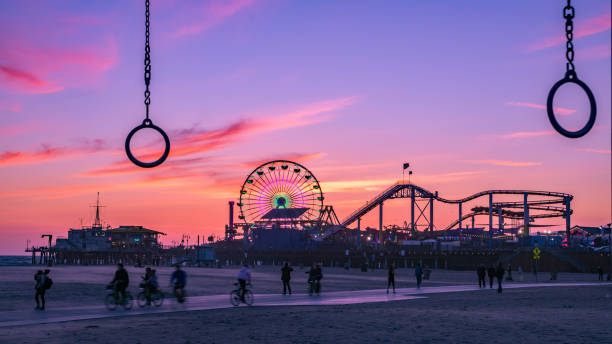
[90,192,105,228]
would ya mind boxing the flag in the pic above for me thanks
[403,163,410,170]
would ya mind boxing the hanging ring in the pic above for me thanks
[125,119,170,168]
[546,72,596,139]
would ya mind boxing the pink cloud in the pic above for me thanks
[0,36,117,94]
[468,160,541,167]
[581,44,612,60]
[0,100,22,113]
[0,139,107,167]
[0,123,35,137]
[506,101,575,115]
[528,13,611,51]
[0,65,63,94]
[575,148,612,154]
[168,0,255,39]
[500,131,555,139]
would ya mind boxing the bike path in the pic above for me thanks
[1,282,608,328]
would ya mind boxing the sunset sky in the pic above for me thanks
[1,0,610,255]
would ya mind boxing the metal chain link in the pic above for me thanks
[563,0,575,77]
[144,0,151,120]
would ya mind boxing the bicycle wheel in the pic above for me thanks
[137,292,148,308]
[229,290,240,306]
[244,290,254,306]
[152,291,164,307]
[123,293,133,310]
[105,294,117,311]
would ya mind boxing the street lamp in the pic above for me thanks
[606,223,612,281]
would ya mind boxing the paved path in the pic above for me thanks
[1,282,609,328]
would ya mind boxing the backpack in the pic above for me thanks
[43,277,53,290]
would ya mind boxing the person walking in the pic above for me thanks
[495,263,505,293]
[415,263,423,289]
[281,262,293,295]
[34,270,43,310]
[35,269,52,310]
[597,266,604,281]
[518,266,523,281]
[387,264,396,294]
[506,264,513,281]
[477,264,486,288]
[487,265,495,288]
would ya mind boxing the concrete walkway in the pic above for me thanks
[1,282,609,327]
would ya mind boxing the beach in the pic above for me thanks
[1,265,611,343]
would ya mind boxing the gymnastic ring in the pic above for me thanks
[125,119,170,168]
[546,72,596,139]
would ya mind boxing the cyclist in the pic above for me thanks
[170,264,187,303]
[236,263,251,301]
[141,267,158,305]
[306,264,322,295]
[110,263,129,301]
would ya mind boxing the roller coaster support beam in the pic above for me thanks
[458,203,462,229]
[429,196,434,232]
[488,193,493,248]
[498,206,504,232]
[410,188,415,232]
[524,193,529,237]
[357,217,361,247]
[379,203,384,244]
[565,196,571,245]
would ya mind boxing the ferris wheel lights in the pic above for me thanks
[238,160,324,224]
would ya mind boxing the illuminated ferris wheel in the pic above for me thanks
[238,160,324,224]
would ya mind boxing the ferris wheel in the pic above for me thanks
[238,160,324,224]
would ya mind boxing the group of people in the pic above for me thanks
[277,262,323,296]
[386,263,424,294]
[34,263,188,310]
[477,263,506,293]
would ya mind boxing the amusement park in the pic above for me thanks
[30,158,610,275]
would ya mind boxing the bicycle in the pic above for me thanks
[230,282,253,306]
[172,284,187,304]
[308,279,321,296]
[137,287,164,308]
[104,285,133,311]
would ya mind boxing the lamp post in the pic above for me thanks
[607,223,611,281]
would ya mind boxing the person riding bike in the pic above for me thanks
[110,263,129,301]
[306,264,323,295]
[140,267,158,305]
[236,263,251,302]
[170,264,187,303]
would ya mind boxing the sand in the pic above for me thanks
[1,265,611,343]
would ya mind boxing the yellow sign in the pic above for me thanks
[533,247,541,260]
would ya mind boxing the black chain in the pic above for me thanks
[144,0,151,120]
[563,0,575,77]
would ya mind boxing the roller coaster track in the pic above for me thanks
[443,206,571,231]
[340,182,572,229]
